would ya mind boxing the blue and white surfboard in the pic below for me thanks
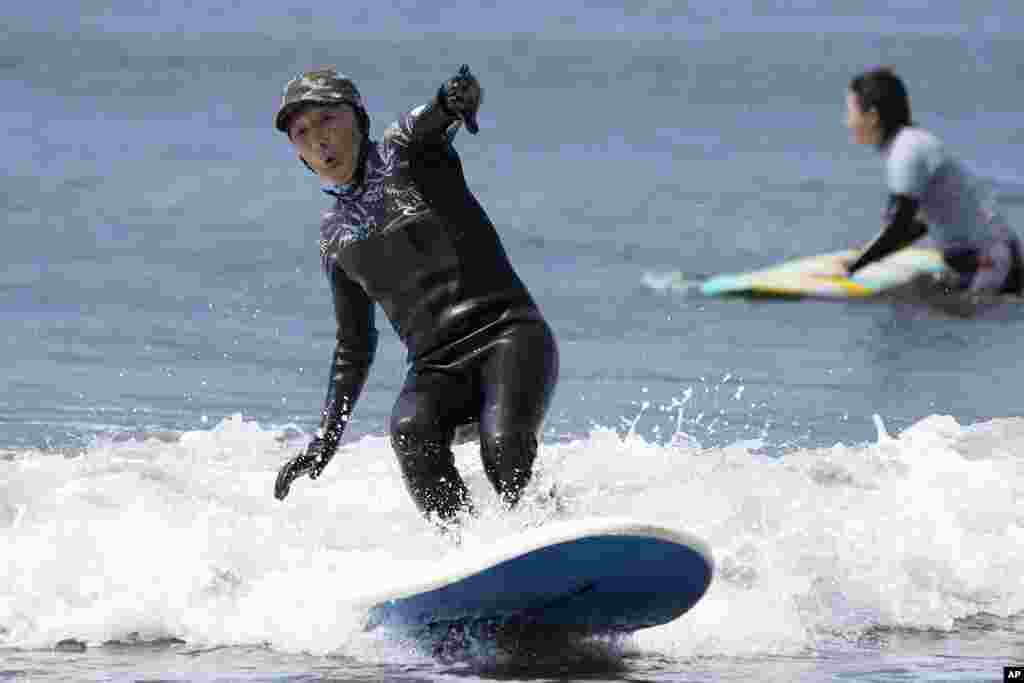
[361,517,714,637]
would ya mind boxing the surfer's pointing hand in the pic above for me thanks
[438,64,483,134]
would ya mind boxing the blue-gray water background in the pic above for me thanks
[2,1,1023,681]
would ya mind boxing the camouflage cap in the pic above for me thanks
[275,67,364,133]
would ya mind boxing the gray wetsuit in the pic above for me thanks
[884,127,1020,293]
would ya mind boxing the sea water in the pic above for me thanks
[3,1,1023,680]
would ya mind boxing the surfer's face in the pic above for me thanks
[845,91,882,146]
[288,104,362,185]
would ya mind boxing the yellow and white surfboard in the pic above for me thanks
[699,247,946,299]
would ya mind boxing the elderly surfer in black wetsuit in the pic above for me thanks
[271,65,559,531]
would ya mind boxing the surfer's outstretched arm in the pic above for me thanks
[275,266,377,500]
[848,194,927,274]
[385,64,483,149]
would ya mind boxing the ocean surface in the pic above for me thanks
[3,1,1024,681]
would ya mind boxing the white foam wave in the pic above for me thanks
[2,412,1022,659]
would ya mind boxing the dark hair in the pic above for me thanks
[849,67,912,145]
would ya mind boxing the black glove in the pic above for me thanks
[437,64,483,134]
[274,436,337,501]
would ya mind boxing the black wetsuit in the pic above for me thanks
[315,99,558,522]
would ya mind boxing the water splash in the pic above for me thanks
[2,412,1022,661]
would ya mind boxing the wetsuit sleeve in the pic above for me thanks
[318,264,378,448]
[383,101,461,150]
[848,194,927,274]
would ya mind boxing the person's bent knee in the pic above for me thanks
[389,413,444,458]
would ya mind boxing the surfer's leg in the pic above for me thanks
[477,320,559,508]
[967,240,1012,294]
[389,369,476,523]
[1000,236,1024,294]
